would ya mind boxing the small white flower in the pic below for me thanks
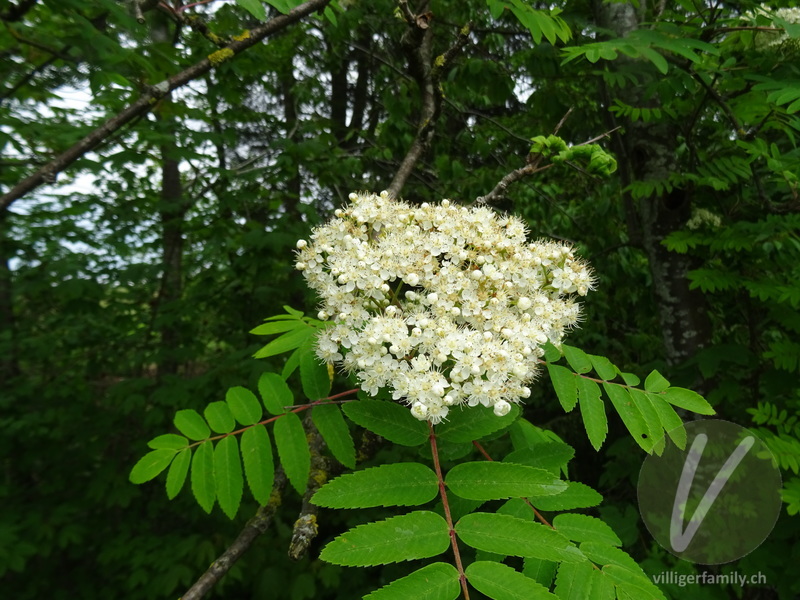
[493,400,511,416]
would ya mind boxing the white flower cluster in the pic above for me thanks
[296,191,595,424]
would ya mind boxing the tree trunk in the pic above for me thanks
[596,1,712,368]
[154,108,186,377]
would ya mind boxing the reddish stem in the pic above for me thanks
[430,422,471,599]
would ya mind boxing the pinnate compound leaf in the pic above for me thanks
[446,461,566,501]
[466,561,559,599]
[436,403,520,443]
[343,400,429,446]
[577,378,607,451]
[148,433,189,450]
[214,436,244,519]
[562,345,592,373]
[205,401,236,434]
[258,372,292,415]
[530,481,602,511]
[273,411,311,494]
[552,514,621,546]
[312,404,356,469]
[241,425,274,505]
[191,441,215,513]
[364,562,460,600]
[174,409,210,440]
[226,386,262,426]
[603,564,667,600]
[320,511,450,566]
[313,463,437,509]
[554,560,594,599]
[455,513,584,563]
[235,0,266,21]
[602,383,653,452]
[547,364,578,412]
[660,387,715,415]
[644,370,669,393]
[129,449,177,484]
[299,339,331,401]
[166,448,191,499]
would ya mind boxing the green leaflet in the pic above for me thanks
[455,513,584,563]
[588,354,616,381]
[225,386,262,426]
[364,562,460,600]
[273,411,311,495]
[602,383,653,453]
[311,404,356,469]
[660,387,715,415]
[174,409,210,441]
[503,441,575,475]
[530,482,602,511]
[547,364,578,412]
[312,463,438,509]
[446,461,566,501]
[299,338,331,401]
[214,436,244,519]
[250,319,304,336]
[554,560,594,599]
[204,401,235,434]
[147,433,189,450]
[258,372,293,415]
[577,378,607,451]
[191,441,215,513]
[562,345,592,373]
[165,448,191,499]
[436,404,520,443]
[552,514,621,546]
[629,388,664,452]
[241,425,274,505]
[253,325,315,359]
[644,370,670,393]
[648,392,687,450]
[523,557,557,588]
[129,448,177,484]
[342,400,429,446]
[225,386,263,426]
[319,511,450,567]
[466,561,558,599]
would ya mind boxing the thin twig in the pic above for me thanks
[476,117,620,206]
[386,6,471,198]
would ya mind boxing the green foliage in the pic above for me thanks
[7,0,800,598]
[312,463,439,508]
[320,511,451,566]
[545,344,714,453]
